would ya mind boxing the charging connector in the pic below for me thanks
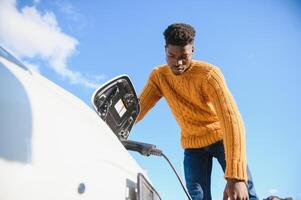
[121,140,162,156]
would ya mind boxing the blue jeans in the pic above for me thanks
[184,141,258,200]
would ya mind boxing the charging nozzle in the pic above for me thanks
[121,140,162,156]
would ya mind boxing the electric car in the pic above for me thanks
[0,46,161,200]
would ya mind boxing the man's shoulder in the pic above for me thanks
[150,64,170,77]
[153,64,169,72]
[192,60,216,72]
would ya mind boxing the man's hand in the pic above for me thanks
[223,179,249,200]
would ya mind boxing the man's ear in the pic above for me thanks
[192,46,195,53]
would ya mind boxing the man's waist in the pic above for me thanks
[181,129,223,149]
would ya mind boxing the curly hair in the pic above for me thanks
[163,23,196,46]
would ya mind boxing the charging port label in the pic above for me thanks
[115,99,127,118]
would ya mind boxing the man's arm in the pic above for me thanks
[204,67,248,199]
[135,69,162,124]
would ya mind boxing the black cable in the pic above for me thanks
[161,153,192,200]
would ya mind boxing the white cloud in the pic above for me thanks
[0,0,104,88]
[268,188,279,194]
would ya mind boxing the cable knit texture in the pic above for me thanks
[136,60,247,181]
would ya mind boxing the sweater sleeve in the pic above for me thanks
[204,67,247,181]
[135,69,163,124]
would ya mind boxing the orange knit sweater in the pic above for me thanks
[136,60,247,181]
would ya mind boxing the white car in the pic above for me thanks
[0,46,161,200]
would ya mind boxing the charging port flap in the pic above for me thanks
[91,75,140,140]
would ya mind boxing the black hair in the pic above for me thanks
[163,23,196,46]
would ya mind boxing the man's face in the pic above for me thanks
[165,44,194,75]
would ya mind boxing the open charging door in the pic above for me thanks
[91,75,140,140]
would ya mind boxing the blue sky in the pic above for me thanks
[1,0,300,199]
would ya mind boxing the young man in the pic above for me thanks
[135,23,258,200]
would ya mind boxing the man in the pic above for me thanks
[135,23,258,200]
